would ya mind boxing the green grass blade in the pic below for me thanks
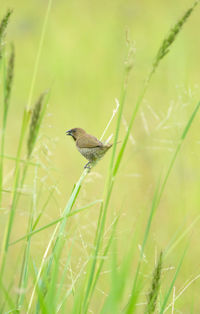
[55,244,73,310]
[125,101,200,313]
[160,247,187,313]
[81,44,134,311]
[9,199,102,246]
[113,1,199,177]
[157,101,200,207]
[86,216,119,311]
[0,154,40,166]
[0,109,30,281]
[26,0,53,111]
[165,215,200,257]
[125,180,161,314]
[17,165,39,309]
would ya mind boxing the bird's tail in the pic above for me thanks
[106,141,121,148]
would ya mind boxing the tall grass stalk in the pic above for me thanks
[26,0,52,111]
[0,1,199,312]
[27,223,60,313]
[9,200,102,246]
[81,58,133,314]
[125,101,200,313]
[0,10,12,213]
[113,0,199,176]
[160,247,188,313]
[81,2,199,312]
[100,228,137,313]
[26,95,121,311]
[0,92,48,283]
[125,180,161,314]
[0,0,52,293]
[165,214,200,257]
[17,165,39,308]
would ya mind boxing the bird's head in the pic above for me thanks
[66,128,86,141]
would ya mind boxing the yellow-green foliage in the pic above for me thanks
[0,1,200,313]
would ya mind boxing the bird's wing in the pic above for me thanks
[76,135,103,148]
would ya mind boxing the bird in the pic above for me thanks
[66,128,112,169]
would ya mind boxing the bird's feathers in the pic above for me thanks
[76,135,103,148]
[66,127,113,167]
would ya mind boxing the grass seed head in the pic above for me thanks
[4,43,15,113]
[152,0,199,74]
[0,9,12,59]
[146,251,163,313]
[27,91,47,158]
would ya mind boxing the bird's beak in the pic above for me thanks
[66,129,72,136]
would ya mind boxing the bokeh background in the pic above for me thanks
[1,0,200,312]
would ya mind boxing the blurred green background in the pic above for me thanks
[1,0,200,311]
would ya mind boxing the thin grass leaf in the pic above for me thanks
[36,173,90,310]
[58,259,89,313]
[124,100,200,313]
[165,215,200,257]
[125,180,161,314]
[31,187,57,231]
[0,246,22,311]
[0,247,23,311]
[45,239,64,314]
[26,0,53,111]
[0,108,31,281]
[101,222,137,314]
[33,168,89,308]
[0,154,40,166]
[7,92,50,254]
[0,0,52,306]
[157,101,200,208]
[86,216,119,310]
[1,0,54,263]
[164,273,200,313]
[0,0,53,276]
[0,281,16,311]
[0,4,52,282]
[17,165,39,309]
[100,237,118,314]
[55,244,73,310]
[113,1,199,177]
[27,224,60,314]
[81,43,134,313]
[31,261,49,314]
[160,247,188,313]
[9,199,102,246]
[26,168,96,313]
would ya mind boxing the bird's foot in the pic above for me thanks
[84,161,97,171]
[84,162,92,170]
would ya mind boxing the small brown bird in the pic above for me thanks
[66,128,112,169]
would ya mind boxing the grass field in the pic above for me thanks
[0,0,200,313]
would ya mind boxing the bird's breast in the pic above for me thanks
[77,146,109,162]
